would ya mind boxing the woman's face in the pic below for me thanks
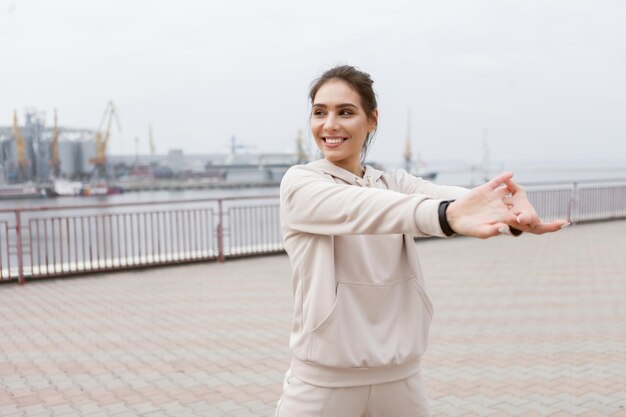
[311,79,377,173]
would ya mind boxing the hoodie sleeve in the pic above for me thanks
[280,166,447,237]
[390,169,470,199]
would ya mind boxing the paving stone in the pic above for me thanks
[0,405,21,417]
[1,221,625,417]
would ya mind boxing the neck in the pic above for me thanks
[325,157,364,177]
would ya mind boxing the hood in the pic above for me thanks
[307,159,384,188]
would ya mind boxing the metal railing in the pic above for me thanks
[1,180,625,284]
[0,196,281,284]
[523,180,626,222]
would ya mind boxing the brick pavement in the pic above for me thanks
[1,220,625,417]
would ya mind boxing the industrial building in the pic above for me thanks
[1,111,304,188]
[0,110,96,184]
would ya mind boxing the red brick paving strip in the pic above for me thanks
[0,220,625,416]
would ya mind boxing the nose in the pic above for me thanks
[323,113,339,132]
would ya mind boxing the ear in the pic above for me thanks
[368,109,379,132]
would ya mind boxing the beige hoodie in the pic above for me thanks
[280,159,469,387]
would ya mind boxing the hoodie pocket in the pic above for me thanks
[308,278,432,368]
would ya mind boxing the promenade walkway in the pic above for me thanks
[1,220,625,417]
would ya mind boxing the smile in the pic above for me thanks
[323,137,347,144]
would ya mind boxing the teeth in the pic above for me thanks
[325,138,345,144]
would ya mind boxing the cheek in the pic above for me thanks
[348,120,369,141]
[310,120,321,136]
[346,118,367,132]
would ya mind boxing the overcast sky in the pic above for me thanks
[1,0,625,166]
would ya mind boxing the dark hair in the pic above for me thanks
[309,65,378,162]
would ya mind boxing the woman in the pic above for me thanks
[276,65,568,417]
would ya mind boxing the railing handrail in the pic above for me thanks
[519,178,626,187]
[2,178,626,214]
[462,178,626,188]
[0,194,280,214]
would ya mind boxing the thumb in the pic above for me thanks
[486,172,514,190]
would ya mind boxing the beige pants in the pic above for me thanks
[275,369,429,417]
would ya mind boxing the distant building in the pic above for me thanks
[0,112,95,183]
[1,114,303,184]
[204,152,297,183]
[57,141,78,178]
[108,149,298,182]
[76,140,97,177]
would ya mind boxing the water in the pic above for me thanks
[435,166,626,187]
[0,186,279,210]
[1,159,626,210]
[391,159,626,187]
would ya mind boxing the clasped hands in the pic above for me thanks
[446,172,570,239]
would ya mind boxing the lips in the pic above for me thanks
[321,137,347,149]
[323,137,347,144]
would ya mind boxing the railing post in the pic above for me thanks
[569,182,578,224]
[217,199,224,263]
[15,210,25,285]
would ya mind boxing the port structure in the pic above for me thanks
[89,101,121,180]
[50,109,60,179]
[403,109,412,173]
[11,110,28,181]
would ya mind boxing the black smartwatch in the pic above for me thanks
[438,200,456,237]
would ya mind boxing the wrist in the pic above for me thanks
[438,200,456,237]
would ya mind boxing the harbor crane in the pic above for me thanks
[12,110,28,180]
[404,110,413,173]
[404,108,438,181]
[230,136,254,154]
[50,109,60,178]
[295,130,308,164]
[90,101,121,179]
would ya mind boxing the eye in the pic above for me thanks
[339,109,354,116]
[312,109,326,117]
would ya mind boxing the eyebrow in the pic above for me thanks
[312,103,359,109]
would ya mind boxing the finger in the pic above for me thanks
[478,224,503,239]
[502,210,519,225]
[486,172,514,190]
[502,178,522,193]
[527,220,570,234]
[495,186,513,199]
[497,225,523,236]
[497,225,513,236]
[516,211,539,226]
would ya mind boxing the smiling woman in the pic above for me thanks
[275,65,568,417]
